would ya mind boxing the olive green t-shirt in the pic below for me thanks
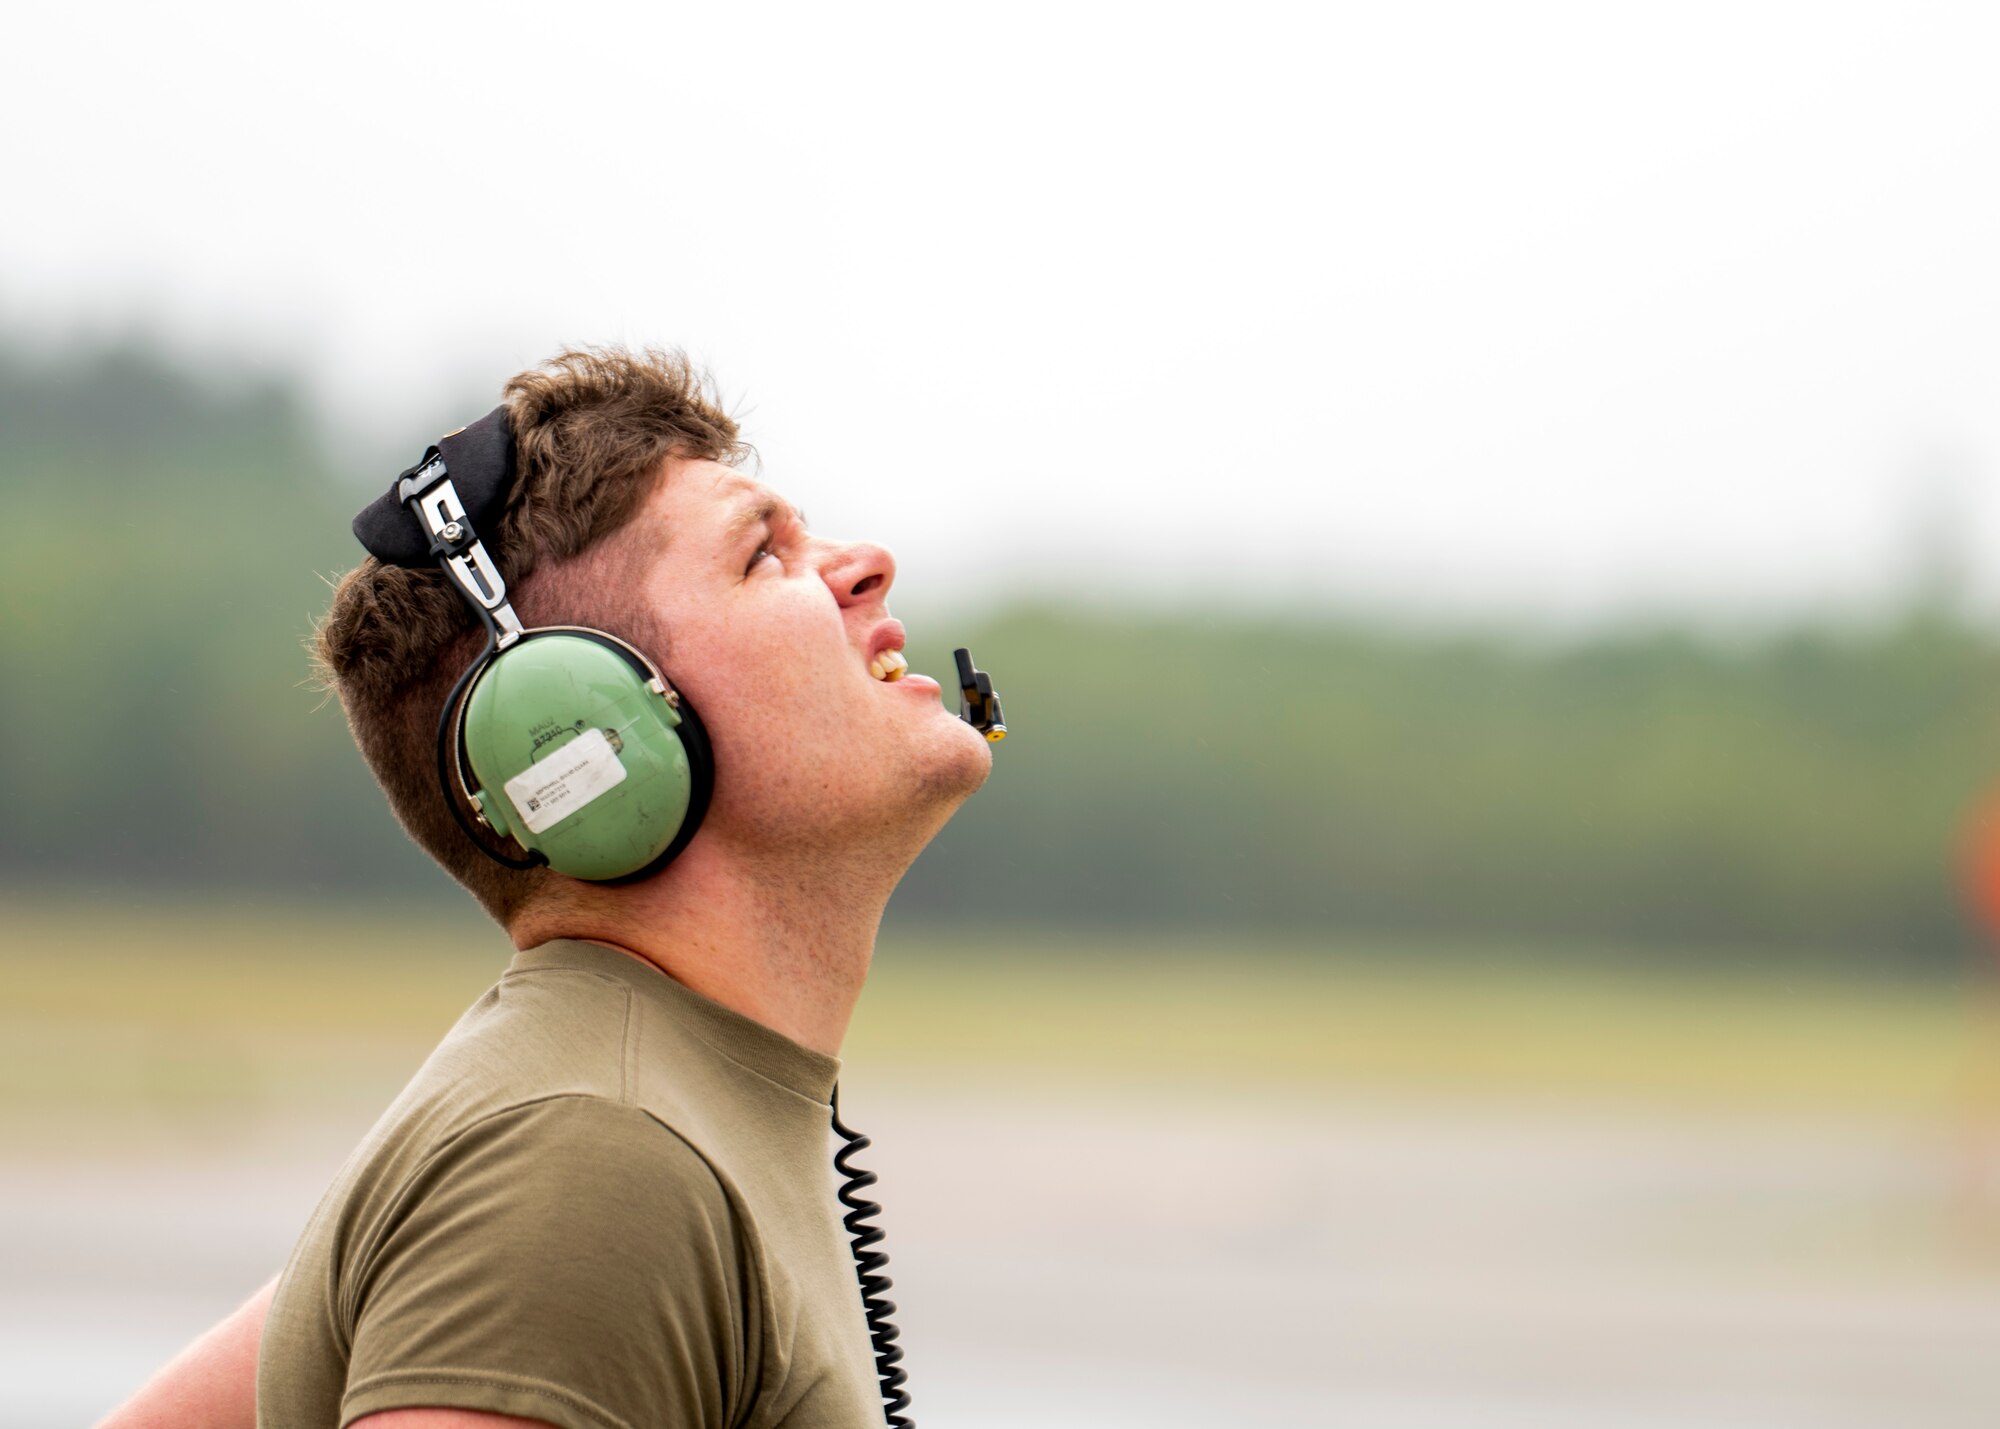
[257,939,882,1429]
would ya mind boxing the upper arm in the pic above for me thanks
[341,1097,748,1429]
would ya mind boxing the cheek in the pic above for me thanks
[648,581,857,743]
[680,626,848,750]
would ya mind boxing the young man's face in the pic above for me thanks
[622,457,993,856]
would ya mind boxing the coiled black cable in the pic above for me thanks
[831,1086,913,1428]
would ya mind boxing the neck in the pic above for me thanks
[509,832,911,1058]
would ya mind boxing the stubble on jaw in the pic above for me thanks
[725,726,987,869]
[914,728,992,808]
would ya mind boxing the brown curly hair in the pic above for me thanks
[313,346,749,924]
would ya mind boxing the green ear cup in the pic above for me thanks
[460,631,708,882]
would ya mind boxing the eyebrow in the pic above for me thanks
[721,495,808,550]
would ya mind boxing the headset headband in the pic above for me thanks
[353,407,515,567]
[352,406,525,647]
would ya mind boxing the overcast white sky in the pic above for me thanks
[7,1,2000,627]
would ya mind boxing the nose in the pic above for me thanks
[824,539,896,605]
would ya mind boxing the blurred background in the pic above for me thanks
[8,2,2000,1425]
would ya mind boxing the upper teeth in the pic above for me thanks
[870,649,909,682]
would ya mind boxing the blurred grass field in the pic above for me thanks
[2,895,1991,1150]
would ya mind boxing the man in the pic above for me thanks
[97,346,997,1428]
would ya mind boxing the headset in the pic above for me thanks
[354,406,1007,885]
[354,408,712,881]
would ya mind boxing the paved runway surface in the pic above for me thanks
[12,1084,2000,1428]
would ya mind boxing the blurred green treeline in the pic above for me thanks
[5,341,1999,976]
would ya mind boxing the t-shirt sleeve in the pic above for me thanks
[339,1095,749,1429]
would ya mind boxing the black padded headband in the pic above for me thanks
[352,406,517,567]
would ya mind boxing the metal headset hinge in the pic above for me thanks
[397,452,524,647]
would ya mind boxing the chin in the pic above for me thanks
[913,718,994,808]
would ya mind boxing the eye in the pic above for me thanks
[746,543,778,574]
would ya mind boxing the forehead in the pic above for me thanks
[632,460,807,575]
[637,460,767,540]
[654,461,778,516]
[680,462,804,535]
[649,459,751,509]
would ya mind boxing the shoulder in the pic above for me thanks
[346,1094,743,1330]
[405,1094,733,1238]
[412,965,643,1112]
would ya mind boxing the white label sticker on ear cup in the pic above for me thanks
[503,727,628,836]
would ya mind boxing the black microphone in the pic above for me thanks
[953,648,1006,741]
